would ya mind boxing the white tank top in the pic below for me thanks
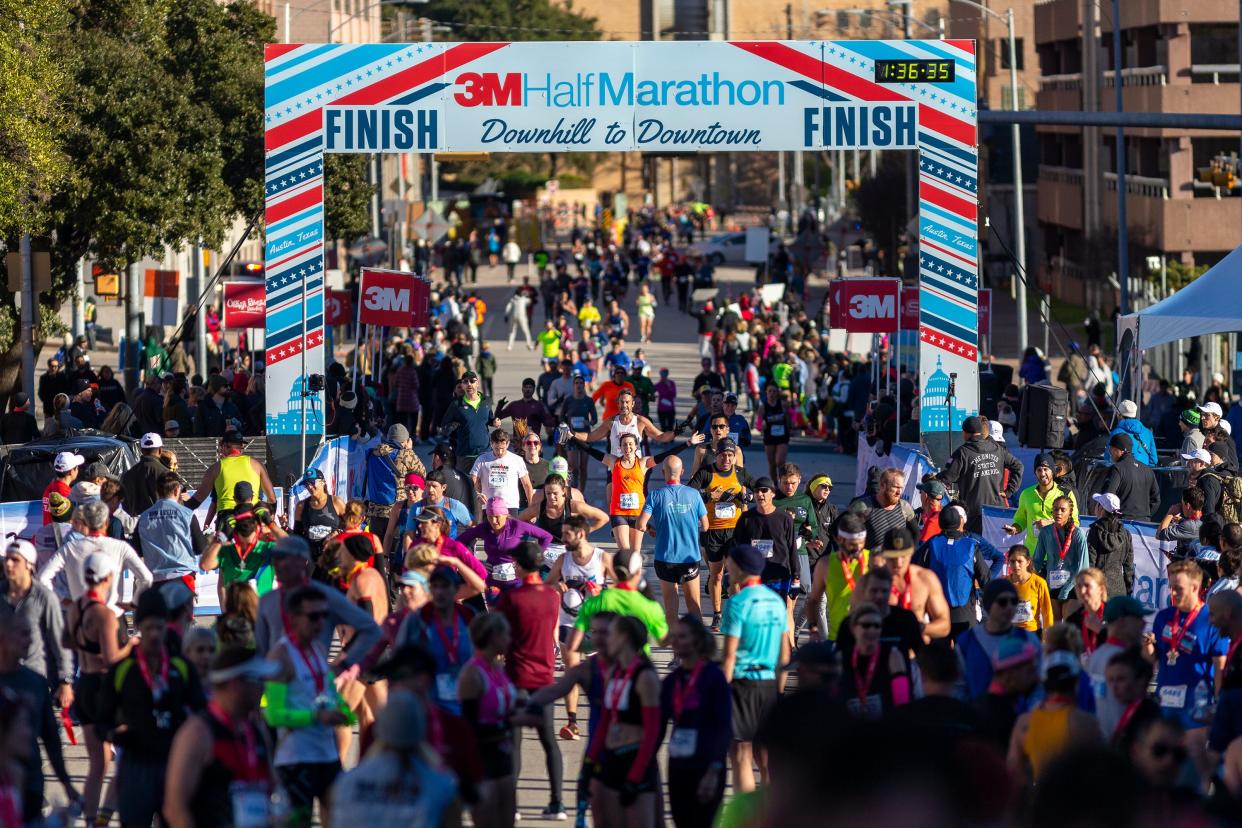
[609,415,643,456]
[559,546,605,627]
[273,636,340,767]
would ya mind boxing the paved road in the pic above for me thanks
[40,261,860,823]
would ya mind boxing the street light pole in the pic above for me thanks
[1006,7,1029,356]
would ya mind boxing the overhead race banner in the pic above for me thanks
[222,281,267,329]
[264,39,979,442]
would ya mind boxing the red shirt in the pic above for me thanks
[42,479,70,525]
[495,579,560,690]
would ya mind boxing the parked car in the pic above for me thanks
[688,232,780,266]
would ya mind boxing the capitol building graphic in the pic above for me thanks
[920,356,967,433]
[266,375,325,435]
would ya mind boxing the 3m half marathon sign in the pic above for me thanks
[264,39,980,447]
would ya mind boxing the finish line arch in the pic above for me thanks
[263,39,979,471]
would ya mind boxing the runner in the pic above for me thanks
[545,515,614,740]
[590,366,636,422]
[560,373,598,488]
[688,414,748,477]
[915,506,993,638]
[518,475,609,545]
[458,613,519,828]
[1005,548,1055,636]
[1007,652,1101,784]
[757,383,793,480]
[721,543,789,793]
[732,476,799,649]
[877,529,952,642]
[837,603,911,721]
[456,499,553,599]
[806,513,869,642]
[569,387,679,457]
[834,569,924,659]
[470,429,533,513]
[588,616,661,828]
[688,438,755,632]
[662,614,731,828]
[1032,495,1090,619]
[956,579,1043,700]
[1062,568,1109,658]
[332,533,390,755]
[567,550,668,656]
[637,455,710,627]
[293,468,344,562]
[187,430,276,521]
[263,585,355,828]
[402,507,488,601]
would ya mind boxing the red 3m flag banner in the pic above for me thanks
[325,290,352,326]
[828,278,900,334]
[222,281,266,329]
[358,268,417,327]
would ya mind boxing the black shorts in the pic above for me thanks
[73,672,104,726]
[701,528,735,564]
[597,744,660,792]
[610,514,639,528]
[731,678,777,743]
[478,733,515,779]
[277,761,342,817]
[655,560,701,584]
[116,756,166,826]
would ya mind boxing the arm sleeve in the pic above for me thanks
[626,704,663,783]
[650,440,692,464]
[263,681,315,729]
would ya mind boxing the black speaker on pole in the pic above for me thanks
[1018,383,1069,449]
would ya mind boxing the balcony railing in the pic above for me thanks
[1103,171,1168,199]
[1039,72,1083,91]
[1038,164,1084,185]
[1103,66,1167,87]
[1049,255,1084,282]
[1190,64,1241,84]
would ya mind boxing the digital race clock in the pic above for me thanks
[874,59,955,83]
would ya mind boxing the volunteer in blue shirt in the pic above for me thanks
[1153,560,1227,738]
[721,543,789,794]
[637,455,709,629]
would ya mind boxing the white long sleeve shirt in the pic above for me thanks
[36,533,153,615]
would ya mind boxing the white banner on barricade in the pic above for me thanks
[855,439,937,508]
[981,505,1171,617]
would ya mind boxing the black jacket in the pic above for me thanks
[1086,512,1134,598]
[938,437,1024,532]
[0,411,39,444]
[121,454,169,517]
[1103,453,1160,521]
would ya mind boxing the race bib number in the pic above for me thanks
[619,492,640,511]
[1013,601,1034,624]
[571,416,586,430]
[668,728,698,758]
[491,562,517,582]
[1048,568,1070,590]
[231,784,271,828]
[488,468,509,488]
[1159,685,1188,709]
[770,424,786,437]
[435,673,459,701]
[307,524,333,541]
[714,503,737,520]
[756,540,775,559]
[544,544,567,567]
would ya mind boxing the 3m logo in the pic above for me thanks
[363,286,410,313]
[454,72,522,107]
[849,294,895,319]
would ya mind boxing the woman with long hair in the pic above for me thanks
[406,506,487,601]
[1033,495,1090,620]
[458,613,519,828]
[1063,568,1108,657]
[662,615,730,828]
[332,532,390,755]
[757,383,793,481]
[589,616,662,828]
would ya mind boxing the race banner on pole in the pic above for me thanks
[829,277,900,333]
[222,281,267,330]
[358,268,418,327]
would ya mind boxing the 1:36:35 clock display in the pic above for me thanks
[873,59,955,83]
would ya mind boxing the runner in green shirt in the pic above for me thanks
[200,511,278,606]
[566,549,667,654]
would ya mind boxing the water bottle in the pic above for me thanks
[1192,680,1215,724]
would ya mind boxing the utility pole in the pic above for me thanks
[788,4,804,224]
[123,262,142,394]
[1112,0,1128,318]
[191,241,207,376]
[73,258,86,339]
[1007,7,1029,356]
[19,235,33,397]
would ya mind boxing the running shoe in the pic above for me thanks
[541,803,568,821]
[559,722,581,741]
[710,615,721,633]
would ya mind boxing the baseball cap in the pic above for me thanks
[270,535,311,559]
[1199,402,1224,417]
[301,467,326,485]
[716,438,738,453]
[399,570,429,590]
[1103,595,1154,623]
[1181,448,1212,464]
[82,552,114,583]
[485,497,508,516]
[880,529,916,559]
[724,393,739,404]
[1224,420,1234,436]
[962,415,985,434]
[432,443,454,459]
[989,421,1005,443]
[69,481,101,504]
[728,544,765,576]
[549,456,569,477]
[992,637,1040,672]
[53,452,85,474]
[139,432,164,449]
[753,476,776,491]
[82,461,114,481]
[133,589,168,624]
[11,392,28,408]
[461,370,479,381]
[220,429,246,445]
[939,505,963,530]
[233,481,255,502]
[1042,649,1081,680]
[1108,432,1133,451]
[156,578,195,613]
[614,549,644,580]
[208,646,281,684]
[1181,409,1201,428]
[4,540,36,566]
[1117,400,1139,419]
[1091,492,1122,514]
[916,480,946,499]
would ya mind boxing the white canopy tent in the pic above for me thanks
[1116,243,1242,350]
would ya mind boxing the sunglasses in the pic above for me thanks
[856,621,882,630]
[1149,743,1188,762]
[993,597,1017,607]
[712,424,730,429]
[301,610,329,622]
[524,440,541,446]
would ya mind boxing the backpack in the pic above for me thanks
[1203,471,1242,524]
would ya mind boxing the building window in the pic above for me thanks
[999,37,1025,71]
[1001,86,1026,110]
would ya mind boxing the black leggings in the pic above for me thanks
[514,688,564,805]
[668,765,725,828]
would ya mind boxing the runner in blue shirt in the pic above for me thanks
[721,543,789,794]
[1153,561,1227,740]
[637,455,709,628]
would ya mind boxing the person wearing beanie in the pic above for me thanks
[1179,407,1206,456]
[955,578,1042,700]
[914,506,993,638]
[97,588,204,828]
[1109,399,1158,466]
[1103,431,1160,521]
[937,413,1024,534]
[0,390,39,444]
[721,543,789,793]
[1006,453,1079,556]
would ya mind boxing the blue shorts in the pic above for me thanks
[764,578,793,599]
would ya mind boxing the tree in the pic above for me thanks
[849,155,907,277]
[324,154,374,242]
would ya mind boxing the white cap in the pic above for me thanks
[82,552,114,583]
[1117,400,1138,419]
[53,452,85,473]
[164,420,180,432]
[1199,402,1224,417]
[4,539,36,566]
[1214,372,1225,384]
[140,432,164,449]
[1223,420,1233,436]
[1091,492,1122,514]
[988,420,1004,443]
[69,481,101,504]
[1182,448,1213,464]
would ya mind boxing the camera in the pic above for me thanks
[306,373,325,393]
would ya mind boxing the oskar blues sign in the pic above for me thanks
[264,38,979,448]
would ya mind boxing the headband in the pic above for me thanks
[836,529,867,542]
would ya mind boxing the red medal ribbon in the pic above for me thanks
[1113,699,1143,741]
[892,570,913,611]
[234,535,259,563]
[1053,524,1073,565]
[739,576,763,590]
[135,645,170,698]
[207,702,262,781]
[839,556,860,592]
[1081,605,1104,654]
[431,608,462,666]
[605,659,642,712]
[671,661,704,720]
[852,645,881,703]
[290,638,326,695]
[1166,603,1203,659]
[523,573,543,585]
